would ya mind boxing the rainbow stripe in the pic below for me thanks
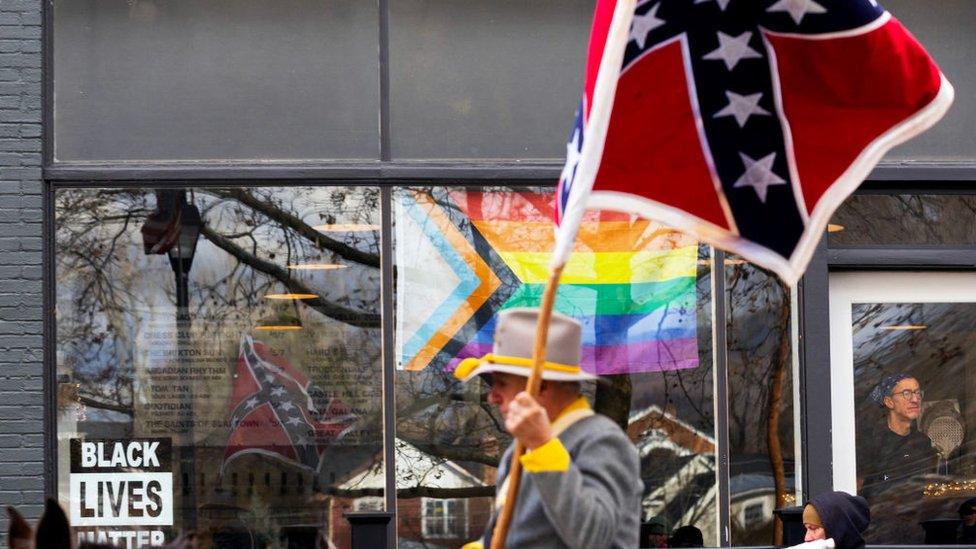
[450,191,699,375]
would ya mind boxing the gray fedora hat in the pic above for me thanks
[453,307,596,382]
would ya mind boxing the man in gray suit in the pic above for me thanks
[454,308,641,548]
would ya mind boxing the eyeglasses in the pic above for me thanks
[892,389,924,400]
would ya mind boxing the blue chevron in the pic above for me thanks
[399,193,482,364]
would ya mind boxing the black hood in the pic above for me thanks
[809,492,871,549]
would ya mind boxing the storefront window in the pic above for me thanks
[828,194,976,247]
[393,187,718,546]
[726,257,797,546]
[852,301,976,545]
[55,187,383,547]
[52,183,813,546]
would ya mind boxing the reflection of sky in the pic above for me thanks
[853,302,976,385]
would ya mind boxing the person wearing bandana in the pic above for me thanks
[857,373,938,497]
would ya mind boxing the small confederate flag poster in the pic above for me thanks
[554,0,953,284]
[223,336,356,472]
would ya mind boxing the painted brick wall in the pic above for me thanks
[0,0,44,540]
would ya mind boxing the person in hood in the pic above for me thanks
[802,491,871,549]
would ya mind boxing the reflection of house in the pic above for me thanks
[628,406,796,546]
[629,405,718,543]
[729,455,796,545]
[331,438,490,549]
[193,444,332,547]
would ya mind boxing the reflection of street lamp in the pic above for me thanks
[141,189,201,531]
[168,194,201,322]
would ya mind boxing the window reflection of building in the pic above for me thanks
[743,503,763,528]
[353,496,384,512]
[421,498,468,539]
[629,404,717,544]
[334,438,488,549]
[730,456,796,540]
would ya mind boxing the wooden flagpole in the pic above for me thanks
[489,264,565,549]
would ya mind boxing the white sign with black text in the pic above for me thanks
[68,439,174,528]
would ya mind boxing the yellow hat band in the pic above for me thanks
[453,354,582,381]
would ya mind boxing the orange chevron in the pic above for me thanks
[404,191,503,371]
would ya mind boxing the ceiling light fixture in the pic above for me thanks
[881,324,927,331]
[286,263,347,271]
[313,223,379,233]
[695,258,748,266]
[254,325,303,332]
[827,224,845,233]
[265,293,318,300]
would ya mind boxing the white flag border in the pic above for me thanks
[552,0,955,286]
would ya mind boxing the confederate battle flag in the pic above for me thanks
[553,0,953,284]
[223,336,357,473]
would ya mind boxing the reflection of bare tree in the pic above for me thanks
[832,194,976,247]
[395,370,507,467]
[57,188,385,418]
[200,225,378,328]
[209,189,380,268]
[726,262,794,545]
[726,265,792,456]
[57,191,154,413]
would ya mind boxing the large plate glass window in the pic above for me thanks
[392,187,719,546]
[828,193,976,248]
[725,257,798,545]
[55,187,383,547]
[829,272,976,545]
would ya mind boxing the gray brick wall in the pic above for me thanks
[0,0,44,540]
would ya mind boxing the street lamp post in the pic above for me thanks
[142,189,202,533]
[167,191,201,532]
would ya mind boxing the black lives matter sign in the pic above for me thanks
[68,438,173,530]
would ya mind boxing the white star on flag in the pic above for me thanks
[703,31,762,70]
[630,3,665,49]
[767,0,827,25]
[714,91,770,127]
[271,387,286,397]
[286,416,304,426]
[279,401,295,412]
[733,152,786,203]
[694,0,731,11]
[245,397,259,409]
[560,128,582,185]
